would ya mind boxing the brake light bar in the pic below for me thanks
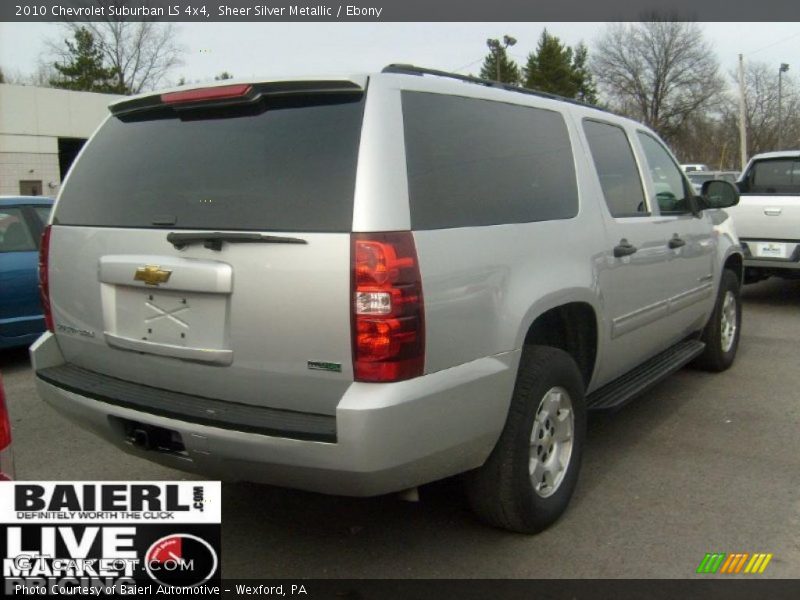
[161,84,253,105]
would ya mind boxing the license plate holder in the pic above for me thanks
[755,242,788,259]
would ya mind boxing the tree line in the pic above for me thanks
[2,20,796,167]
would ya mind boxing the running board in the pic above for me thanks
[587,339,705,410]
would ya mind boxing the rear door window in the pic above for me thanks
[54,95,365,232]
[401,92,579,229]
[0,208,36,253]
[582,120,647,217]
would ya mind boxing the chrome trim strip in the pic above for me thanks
[104,332,233,366]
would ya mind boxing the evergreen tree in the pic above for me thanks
[525,30,576,96]
[524,30,598,103]
[480,45,521,85]
[571,42,598,104]
[50,28,125,93]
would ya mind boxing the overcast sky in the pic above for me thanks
[1,22,799,87]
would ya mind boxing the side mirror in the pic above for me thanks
[700,180,739,209]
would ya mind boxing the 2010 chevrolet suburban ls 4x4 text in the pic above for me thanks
[31,65,743,533]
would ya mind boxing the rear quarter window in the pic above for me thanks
[401,92,579,229]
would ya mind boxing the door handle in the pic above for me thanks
[764,208,782,216]
[668,235,686,249]
[613,238,638,258]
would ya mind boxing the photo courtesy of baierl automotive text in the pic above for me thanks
[1,0,799,595]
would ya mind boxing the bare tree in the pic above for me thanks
[51,5,184,94]
[591,21,724,142]
[0,61,59,87]
[719,61,800,156]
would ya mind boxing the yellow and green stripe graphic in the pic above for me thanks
[696,552,773,574]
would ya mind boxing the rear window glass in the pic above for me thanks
[582,120,647,217]
[34,205,52,226]
[55,94,365,231]
[742,158,800,194]
[401,92,578,229]
[688,173,715,184]
[0,208,36,253]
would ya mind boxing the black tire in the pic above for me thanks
[693,269,741,372]
[464,346,586,534]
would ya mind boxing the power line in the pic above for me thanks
[746,31,800,56]
[451,57,484,73]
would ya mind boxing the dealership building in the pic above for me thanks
[0,84,122,197]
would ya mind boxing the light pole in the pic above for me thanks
[486,35,517,83]
[778,63,789,149]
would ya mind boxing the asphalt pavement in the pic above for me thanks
[1,277,798,578]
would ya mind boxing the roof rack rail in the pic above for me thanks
[381,63,606,113]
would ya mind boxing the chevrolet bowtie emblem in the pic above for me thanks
[134,265,172,286]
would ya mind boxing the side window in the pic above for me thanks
[582,120,647,218]
[637,132,692,214]
[401,92,579,229]
[0,208,37,253]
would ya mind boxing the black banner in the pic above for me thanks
[2,0,800,22]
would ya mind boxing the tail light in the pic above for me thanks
[39,225,53,332]
[0,376,15,480]
[351,232,425,382]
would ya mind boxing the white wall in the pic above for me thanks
[0,84,121,142]
[0,84,122,195]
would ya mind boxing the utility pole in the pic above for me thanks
[778,63,789,149]
[738,54,748,171]
[486,35,517,83]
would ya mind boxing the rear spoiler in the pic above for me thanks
[110,80,365,117]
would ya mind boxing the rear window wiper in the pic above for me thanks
[167,231,307,251]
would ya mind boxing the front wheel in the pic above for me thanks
[693,269,741,372]
[464,346,586,533]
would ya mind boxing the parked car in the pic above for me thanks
[681,163,710,173]
[0,374,16,480]
[30,66,743,533]
[0,196,53,350]
[687,171,740,195]
[725,151,800,283]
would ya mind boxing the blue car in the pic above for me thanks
[0,196,54,350]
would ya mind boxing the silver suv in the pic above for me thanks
[31,65,744,533]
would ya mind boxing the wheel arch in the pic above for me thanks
[519,297,600,389]
[723,251,743,287]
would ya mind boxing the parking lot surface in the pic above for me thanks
[2,278,798,578]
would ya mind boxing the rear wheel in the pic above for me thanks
[694,269,741,372]
[465,346,586,533]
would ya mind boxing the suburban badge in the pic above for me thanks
[134,265,172,286]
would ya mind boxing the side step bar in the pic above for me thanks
[587,339,705,410]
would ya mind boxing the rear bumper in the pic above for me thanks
[30,332,517,496]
